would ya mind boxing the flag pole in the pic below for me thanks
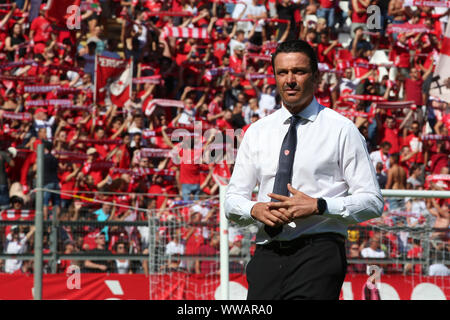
[93,53,98,106]
[129,58,133,101]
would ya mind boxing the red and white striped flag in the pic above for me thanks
[429,21,450,103]
[403,0,450,7]
[162,27,209,39]
[143,99,185,116]
[95,55,132,107]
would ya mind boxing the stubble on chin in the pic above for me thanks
[282,95,313,114]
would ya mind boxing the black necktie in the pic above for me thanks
[265,115,300,237]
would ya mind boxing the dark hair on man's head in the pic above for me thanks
[380,141,392,148]
[390,152,400,163]
[271,40,318,75]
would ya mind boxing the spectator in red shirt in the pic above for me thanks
[403,121,424,165]
[216,109,233,131]
[377,115,401,154]
[350,0,369,37]
[402,66,434,108]
[390,33,415,78]
[195,231,220,275]
[429,141,448,174]
[316,31,339,69]
[29,4,52,54]
[160,126,205,201]
[207,92,225,124]
[404,238,423,275]
[229,44,245,74]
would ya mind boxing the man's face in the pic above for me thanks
[344,68,353,79]
[411,123,420,135]
[140,157,149,168]
[185,98,194,110]
[274,52,317,113]
[96,234,106,246]
[96,129,105,139]
[410,68,419,80]
[224,111,232,121]
[385,117,395,129]
[38,128,46,140]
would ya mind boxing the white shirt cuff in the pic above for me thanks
[242,200,259,223]
[322,197,346,217]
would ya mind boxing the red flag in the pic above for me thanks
[45,0,81,27]
[95,55,132,107]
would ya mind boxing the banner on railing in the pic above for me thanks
[0,273,448,300]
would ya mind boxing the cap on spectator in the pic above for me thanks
[87,147,98,155]
[35,108,46,115]
[191,204,203,213]
[7,147,17,158]
[234,234,244,243]
[234,44,244,52]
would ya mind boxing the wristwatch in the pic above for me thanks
[317,198,327,215]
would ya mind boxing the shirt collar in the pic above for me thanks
[280,97,320,124]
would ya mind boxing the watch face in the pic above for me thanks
[318,198,327,215]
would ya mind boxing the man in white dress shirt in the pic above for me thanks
[225,40,384,300]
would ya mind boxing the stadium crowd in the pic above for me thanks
[0,0,449,275]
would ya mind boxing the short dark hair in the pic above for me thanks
[380,141,392,148]
[271,40,319,75]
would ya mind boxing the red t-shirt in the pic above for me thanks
[404,134,424,164]
[59,170,77,200]
[184,227,205,256]
[229,55,244,74]
[319,0,335,8]
[179,149,201,184]
[82,228,101,250]
[430,153,448,174]
[351,0,368,23]
[212,36,231,64]
[381,125,400,154]
[207,100,222,120]
[148,184,165,209]
[317,43,335,69]
[404,78,423,106]
[390,41,412,68]
[30,16,52,53]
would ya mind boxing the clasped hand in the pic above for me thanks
[251,184,319,227]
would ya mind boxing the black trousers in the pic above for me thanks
[246,234,347,300]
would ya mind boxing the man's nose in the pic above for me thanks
[286,72,296,86]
